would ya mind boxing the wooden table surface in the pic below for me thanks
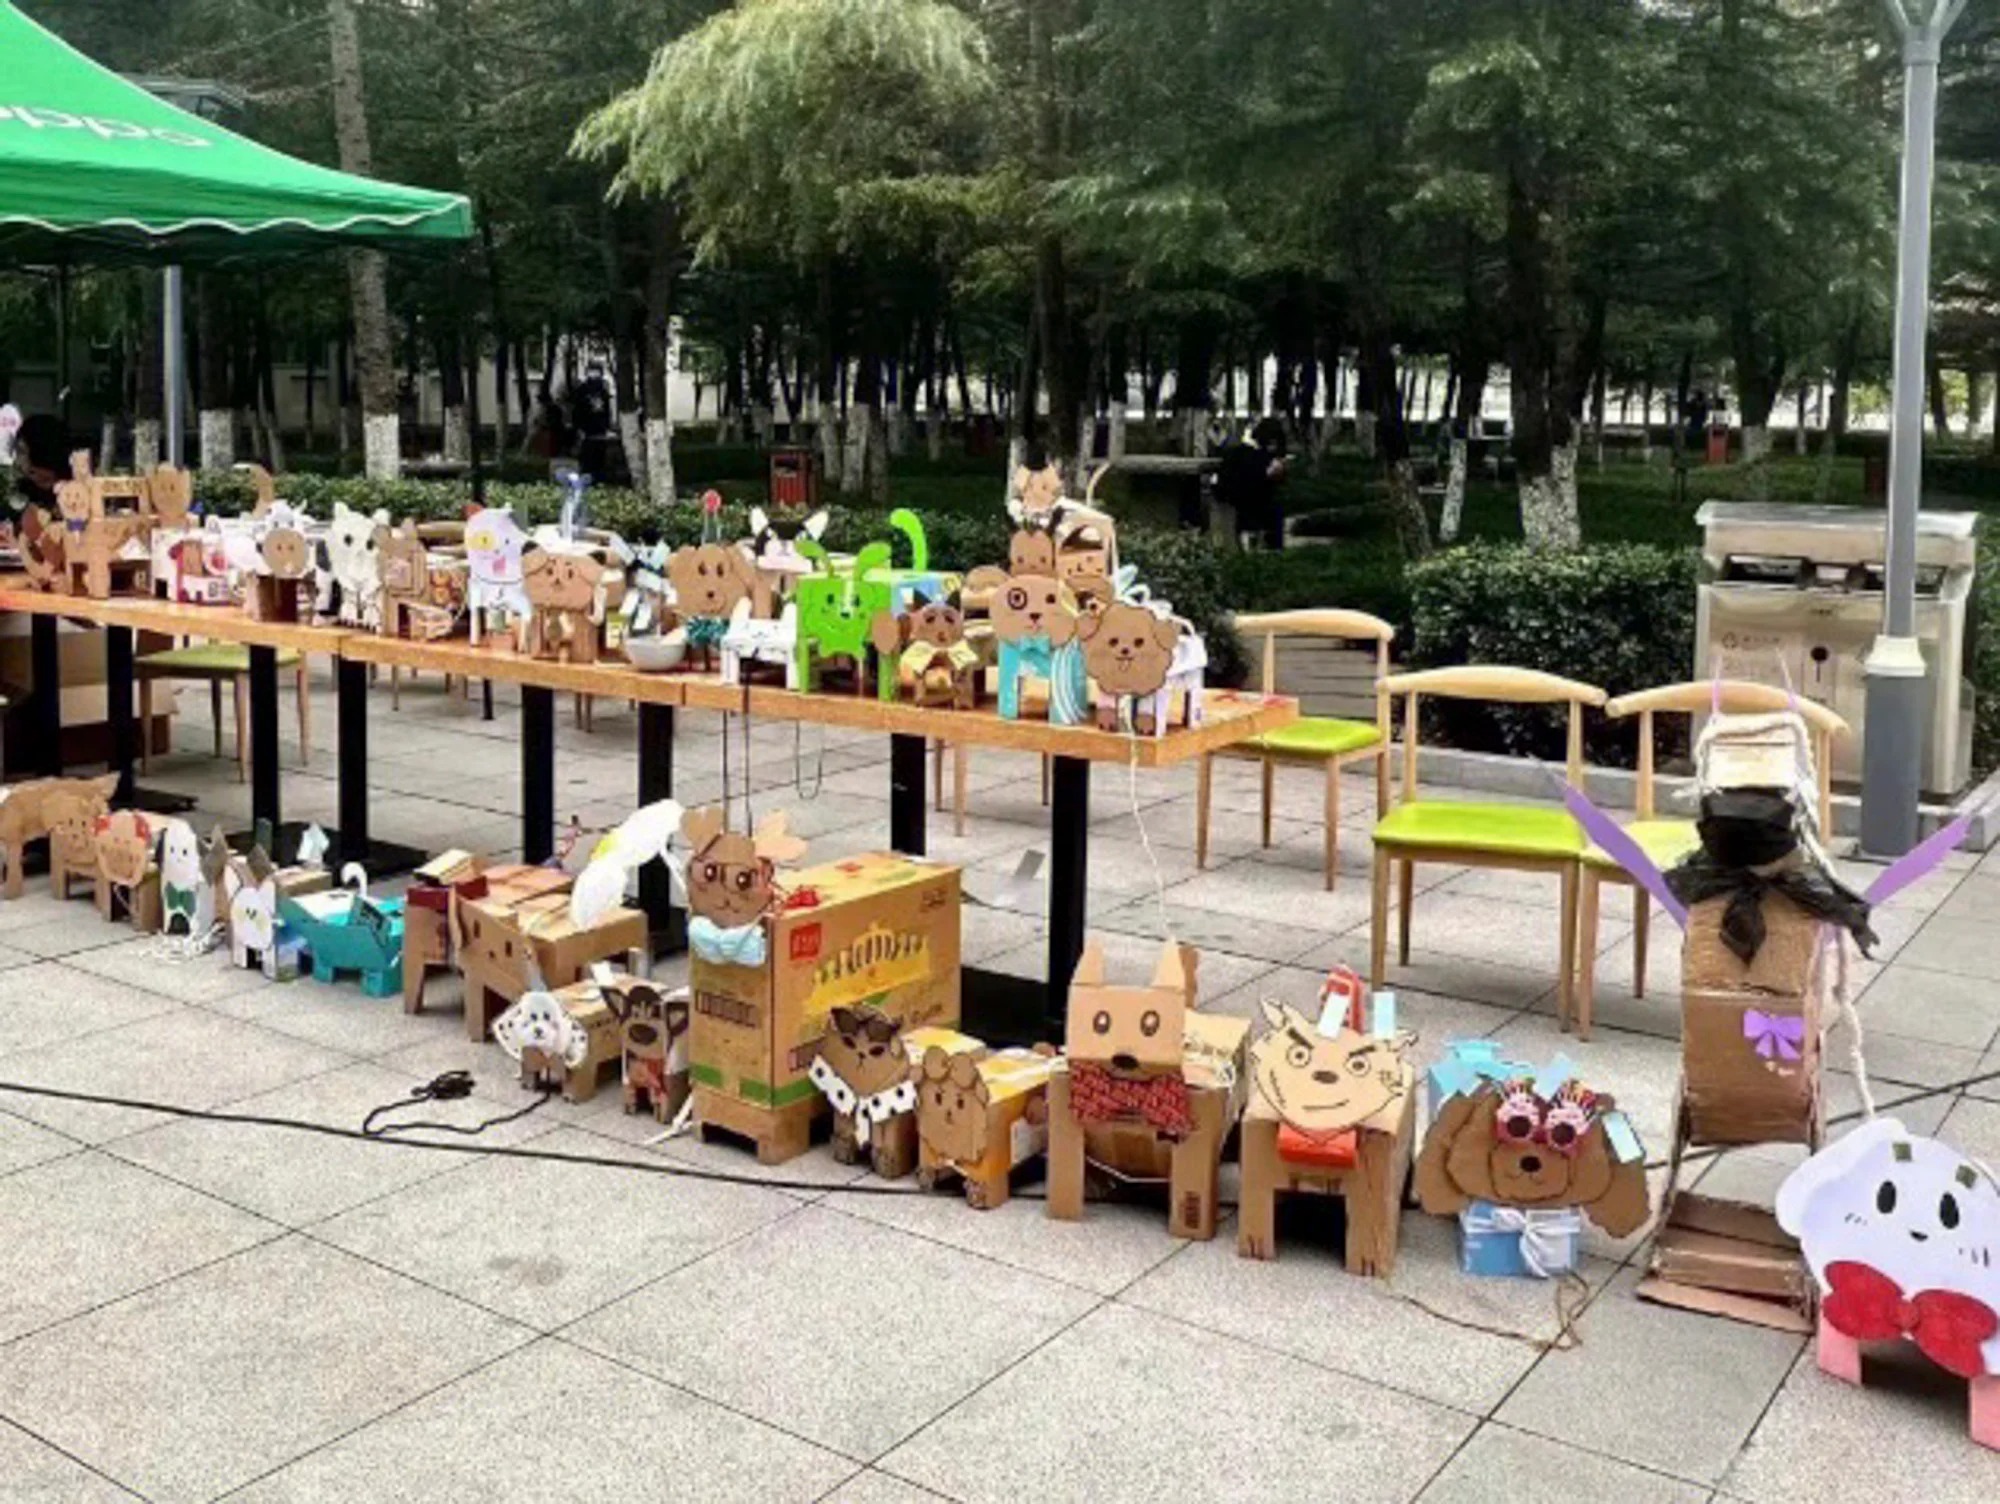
[0,584,356,654]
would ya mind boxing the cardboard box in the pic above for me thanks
[912,1032,1058,1209]
[1460,1200,1583,1278]
[1683,889,1824,996]
[1684,985,1821,1147]
[1636,1191,1814,1333]
[690,852,960,1157]
[456,881,645,1041]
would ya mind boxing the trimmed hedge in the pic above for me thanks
[1407,542,1699,768]
[187,471,1245,686]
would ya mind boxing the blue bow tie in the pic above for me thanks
[689,915,768,967]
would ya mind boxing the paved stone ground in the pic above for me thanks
[3,664,1999,1502]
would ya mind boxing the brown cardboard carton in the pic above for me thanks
[1684,985,1822,1147]
[455,882,645,1041]
[691,852,961,1164]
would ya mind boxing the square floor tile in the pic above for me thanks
[0,907,121,959]
[210,984,472,1058]
[0,1419,136,1503]
[0,1107,79,1177]
[3,1009,348,1145]
[0,1236,529,1504]
[1419,1422,1706,1503]
[819,1469,953,1503]
[65,938,291,1005]
[1856,962,2000,1053]
[0,961,183,1055]
[568,1205,1099,1460]
[1122,1213,1615,1413]
[880,1303,1473,1504]
[227,1338,846,1504]
[0,1151,276,1344]
[109,1062,562,1227]
[1292,938,1558,1012]
[1895,916,2000,982]
[315,1128,803,1329]
[1495,1268,1804,1485]
[1090,899,1324,968]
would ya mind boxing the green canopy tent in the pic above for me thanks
[0,0,472,460]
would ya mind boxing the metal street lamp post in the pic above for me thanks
[1861,0,1969,857]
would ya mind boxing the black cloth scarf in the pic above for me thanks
[1666,789,1877,963]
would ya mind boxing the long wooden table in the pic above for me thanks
[2,582,1298,1031]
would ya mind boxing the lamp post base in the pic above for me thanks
[1858,635,1926,858]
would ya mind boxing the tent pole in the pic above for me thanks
[55,263,71,432]
[163,265,185,468]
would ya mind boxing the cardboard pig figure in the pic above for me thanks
[680,806,808,968]
[1777,1117,2000,1448]
[809,1004,921,1177]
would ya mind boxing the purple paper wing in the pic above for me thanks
[1559,785,1690,929]
[1864,815,1971,908]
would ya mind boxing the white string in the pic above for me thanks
[1124,719,1180,945]
[1829,929,1878,1120]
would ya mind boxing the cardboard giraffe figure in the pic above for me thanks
[1045,938,1249,1241]
[1236,972,1418,1275]
[809,1004,921,1177]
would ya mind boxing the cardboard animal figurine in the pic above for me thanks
[316,501,389,627]
[279,864,406,997]
[746,505,830,617]
[1078,601,1190,734]
[18,507,70,594]
[1012,463,1065,524]
[914,1038,1058,1210]
[618,979,692,1123]
[92,808,163,930]
[667,542,756,672]
[808,1004,922,1177]
[991,572,1087,724]
[452,881,646,1042]
[1005,495,1063,576]
[493,988,588,1095]
[244,521,313,623]
[869,593,980,709]
[1415,1070,1651,1276]
[0,775,118,899]
[50,451,152,598]
[45,779,118,901]
[680,805,809,968]
[1045,938,1250,1240]
[376,521,445,639]
[1776,1116,2000,1447]
[144,465,195,529]
[223,848,289,978]
[157,820,228,939]
[401,850,485,1011]
[464,504,532,646]
[1236,976,1418,1275]
[521,546,614,663]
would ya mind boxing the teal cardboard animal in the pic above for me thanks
[279,865,406,997]
[795,509,959,697]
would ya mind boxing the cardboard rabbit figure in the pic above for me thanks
[157,821,228,939]
[809,1004,921,1177]
[1777,1118,2000,1448]
[680,806,809,968]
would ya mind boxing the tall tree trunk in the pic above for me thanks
[134,277,164,471]
[1440,359,1486,544]
[437,331,469,463]
[255,307,285,472]
[195,275,234,469]
[643,207,680,511]
[1504,170,1580,548]
[328,0,398,478]
[1928,350,1951,439]
[1363,331,1429,559]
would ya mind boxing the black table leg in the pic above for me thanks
[890,733,927,856]
[249,645,280,841]
[1046,755,1091,1032]
[482,679,495,722]
[105,625,135,803]
[337,657,369,866]
[29,614,61,776]
[522,685,555,863]
[639,701,685,955]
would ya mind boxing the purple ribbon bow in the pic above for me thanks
[1743,1009,1805,1062]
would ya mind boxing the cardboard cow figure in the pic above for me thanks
[914,1039,1057,1210]
[1236,977,1418,1275]
[319,500,388,627]
[1777,1117,2000,1447]
[464,505,532,646]
[680,806,809,968]
[0,775,118,899]
[92,809,163,930]
[1046,938,1249,1240]
[157,820,229,939]
[809,1004,921,1177]
[617,980,692,1123]
[667,543,756,672]
[1416,1074,1652,1275]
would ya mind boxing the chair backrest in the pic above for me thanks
[1233,609,1395,740]
[1377,665,1608,802]
[1606,679,1848,835]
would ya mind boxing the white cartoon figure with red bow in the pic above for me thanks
[1778,1116,2000,1447]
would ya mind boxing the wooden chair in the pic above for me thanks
[1573,681,1847,1039]
[137,643,311,782]
[932,739,970,836]
[1370,667,1606,1019]
[1197,610,1394,889]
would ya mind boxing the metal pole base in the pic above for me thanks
[1859,639,1926,858]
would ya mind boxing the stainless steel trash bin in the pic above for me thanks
[1694,502,1977,796]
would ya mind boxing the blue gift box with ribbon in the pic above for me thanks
[1460,1200,1584,1278]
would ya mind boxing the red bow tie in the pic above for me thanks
[1823,1260,1999,1379]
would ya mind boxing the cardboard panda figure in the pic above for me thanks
[1778,1116,2000,1447]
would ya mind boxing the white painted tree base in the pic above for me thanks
[442,407,469,464]
[1440,438,1469,542]
[619,412,648,495]
[1520,443,1581,549]
[646,418,675,509]
[133,420,161,472]
[198,409,235,470]
[363,414,401,481]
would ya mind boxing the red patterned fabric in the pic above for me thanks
[1823,1260,1998,1379]
[628,1056,667,1096]
[1069,1063,1193,1139]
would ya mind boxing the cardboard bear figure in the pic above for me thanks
[915,1039,1058,1210]
[157,820,229,939]
[92,808,163,930]
[522,546,614,663]
[667,543,755,671]
[1776,1116,2000,1446]
[990,572,1086,724]
[808,1004,921,1177]
[680,806,808,968]
[1046,938,1248,1240]
[464,505,532,645]
[870,594,980,709]
[1236,986,1418,1274]
[616,979,692,1123]
[45,779,118,900]
[1415,1078,1652,1240]
[0,775,118,899]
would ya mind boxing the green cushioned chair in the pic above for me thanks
[1575,682,1847,1039]
[1371,666,1607,1026]
[1198,610,1396,891]
[137,643,311,783]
